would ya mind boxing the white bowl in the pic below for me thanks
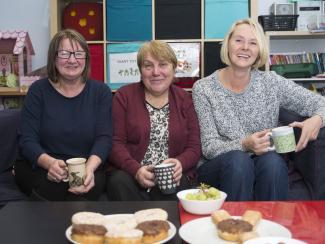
[177,189,227,215]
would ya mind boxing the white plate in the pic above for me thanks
[66,214,176,244]
[179,216,291,244]
[244,237,306,244]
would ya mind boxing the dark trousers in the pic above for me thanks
[106,169,194,201]
[15,160,105,201]
[197,150,288,201]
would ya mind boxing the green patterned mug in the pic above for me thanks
[269,126,296,153]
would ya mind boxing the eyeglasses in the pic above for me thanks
[57,50,86,59]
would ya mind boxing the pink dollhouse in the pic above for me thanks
[0,30,35,79]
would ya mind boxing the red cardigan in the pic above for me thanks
[109,82,201,179]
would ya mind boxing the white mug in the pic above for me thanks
[268,126,296,153]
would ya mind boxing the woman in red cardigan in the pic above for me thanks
[107,40,201,200]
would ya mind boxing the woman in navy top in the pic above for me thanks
[15,29,112,201]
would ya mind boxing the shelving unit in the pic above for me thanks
[50,0,255,90]
[265,31,325,73]
[0,88,27,96]
[255,1,325,87]
[266,31,325,39]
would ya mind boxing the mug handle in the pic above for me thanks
[266,131,276,151]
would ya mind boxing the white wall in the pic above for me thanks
[258,0,325,54]
[258,0,291,15]
[0,0,50,71]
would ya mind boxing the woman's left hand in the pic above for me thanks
[289,115,323,152]
[68,168,95,194]
[162,158,182,186]
[68,155,101,195]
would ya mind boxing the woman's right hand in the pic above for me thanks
[47,159,68,183]
[135,165,155,188]
[242,129,271,155]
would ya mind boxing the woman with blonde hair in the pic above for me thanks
[107,40,201,200]
[193,18,325,201]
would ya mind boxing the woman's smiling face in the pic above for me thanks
[228,23,260,70]
[141,53,175,97]
[55,38,86,82]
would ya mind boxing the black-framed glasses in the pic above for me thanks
[57,50,86,59]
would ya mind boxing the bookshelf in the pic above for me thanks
[0,88,27,96]
[50,0,256,90]
[255,1,325,86]
[265,31,325,78]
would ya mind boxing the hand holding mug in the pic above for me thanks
[135,165,155,189]
[68,167,95,194]
[289,115,322,152]
[161,158,182,185]
[242,129,271,155]
[47,159,68,183]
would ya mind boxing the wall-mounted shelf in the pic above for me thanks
[290,78,325,82]
[0,88,27,96]
[266,31,325,40]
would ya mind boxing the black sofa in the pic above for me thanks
[1,109,325,203]
[279,109,325,200]
[0,109,26,206]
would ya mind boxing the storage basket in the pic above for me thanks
[258,15,299,31]
[270,63,318,78]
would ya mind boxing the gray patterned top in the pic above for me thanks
[141,102,169,166]
[192,69,325,161]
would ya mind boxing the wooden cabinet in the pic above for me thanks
[50,0,256,90]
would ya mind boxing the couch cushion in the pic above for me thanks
[0,171,26,205]
[0,109,20,173]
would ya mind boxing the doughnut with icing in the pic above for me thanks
[136,220,170,244]
[72,211,106,226]
[105,229,143,244]
[211,209,231,225]
[134,208,168,223]
[104,214,137,232]
[211,209,261,242]
[242,210,262,229]
[217,218,253,242]
[71,212,107,244]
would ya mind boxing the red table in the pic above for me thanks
[179,201,325,244]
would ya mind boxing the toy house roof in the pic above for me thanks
[0,30,35,55]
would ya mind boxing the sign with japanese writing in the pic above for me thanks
[109,52,140,83]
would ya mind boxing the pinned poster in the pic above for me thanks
[109,52,140,83]
[107,43,142,90]
[169,43,200,78]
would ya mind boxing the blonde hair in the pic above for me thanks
[137,40,177,71]
[220,18,269,69]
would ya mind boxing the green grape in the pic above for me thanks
[185,193,196,200]
[208,187,220,199]
[196,192,207,201]
[184,184,221,201]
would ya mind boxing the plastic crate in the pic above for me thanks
[270,63,318,78]
[258,15,299,31]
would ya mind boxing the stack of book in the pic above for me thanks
[269,52,325,75]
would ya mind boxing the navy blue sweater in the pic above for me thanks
[18,78,112,166]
